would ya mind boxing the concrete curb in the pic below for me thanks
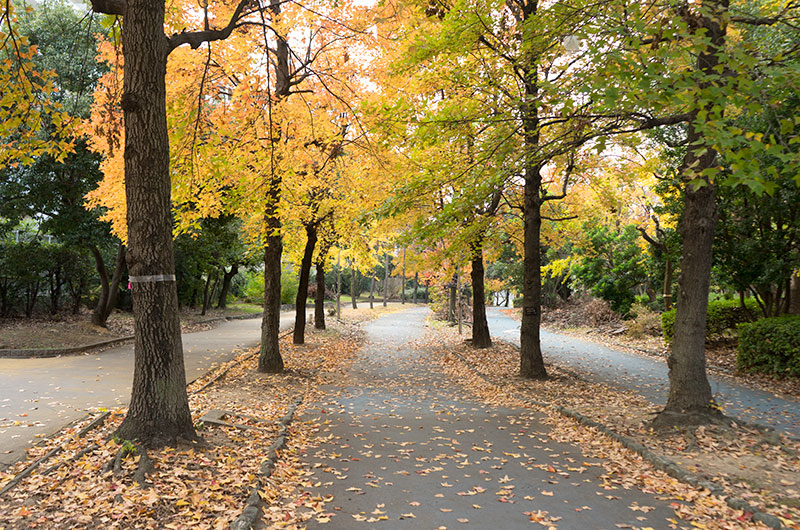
[0,336,135,359]
[447,349,783,529]
[231,396,304,530]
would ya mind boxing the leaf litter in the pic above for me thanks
[0,318,364,529]
[429,323,800,529]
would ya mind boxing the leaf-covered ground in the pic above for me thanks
[429,324,800,529]
[277,308,783,529]
[0,316,365,528]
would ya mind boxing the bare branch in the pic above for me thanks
[89,0,126,16]
[167,0,252,52]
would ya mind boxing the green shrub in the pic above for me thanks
[737,316,800,376]
[513,297,524,308]
[662,298,758,344]
[242,270,298,305]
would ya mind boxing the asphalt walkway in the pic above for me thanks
[486,307,800,438]
[299,307,679,528]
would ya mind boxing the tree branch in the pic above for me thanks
[167,0,253,52]
[89,0,126,16]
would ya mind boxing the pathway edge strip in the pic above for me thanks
[0,410,111,497]
[447,349,784,529]
[230,396,304,530]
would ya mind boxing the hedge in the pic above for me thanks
[661,298,758,344]
[737,316,800,377]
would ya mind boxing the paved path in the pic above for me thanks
[486,307,800,438]
[0,313,293,468]
[299,308,680,528]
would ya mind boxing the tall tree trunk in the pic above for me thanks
[456,271,462,335]
[369,275,375,309]
[200,272,214,316]
[350,267,358,309]
[517,0,547,379]
[90,244,126,327]
[314,257,326,329]
[413,272,418,304]
[383,252,389,306]
[653,0,726,428]
[449,279,456,322]
[471,242,491,348]
[259,189,284,373]
[216,263,238,309]
[294,224,317,344]
[113,0,194,444]
[663,258,674,311]
[336,251,341,318]
[790,272,800,315]
[258,0,291,373]
[90,244,110,326]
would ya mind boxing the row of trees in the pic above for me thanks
[2,0,798,446]
[377,0,800,432]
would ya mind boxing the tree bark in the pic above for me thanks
[314,253,327,329]
[350,266,358,309]
[790,272,800,315]
[258,0,290,373]
[663,258,674,311]
[470,242,491,348]
[336,251,341,318]
[216,262,238,309]
[413,272,418,304]
[401,247,406,304]
[293,223,317,344]
[113,0,195,444]
[653,0,726,428]
[456,271,463,335]
[259,187,284,372]
[449,279,456,322]
[90,244,126,327]
[200,271,214,316]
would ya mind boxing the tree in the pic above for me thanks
[1,3,125,327]
[0,2,74,169]
[575,0,800,426]
[571,223,648,316]
[88,0,264,445]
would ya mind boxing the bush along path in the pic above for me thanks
[0,320,364,528]
[290,307,759,528]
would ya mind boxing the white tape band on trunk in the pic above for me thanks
[129,274,176,283]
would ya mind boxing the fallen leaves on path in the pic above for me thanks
[428,324,800,529]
